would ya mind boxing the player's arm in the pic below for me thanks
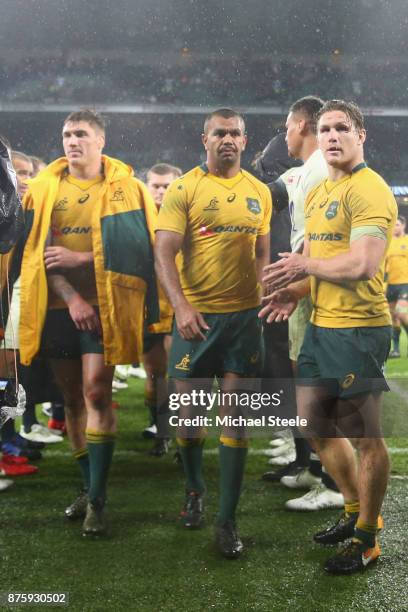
[262,232,386,289]
[255,232,270,290]
[154,230,209,341]
[45,230,100,333]
[46,273,101,333]
[44,246,93,270]
[260,238,310,323]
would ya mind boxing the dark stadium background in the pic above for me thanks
[1,0,408,212]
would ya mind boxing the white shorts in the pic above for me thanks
[288,295,313,361]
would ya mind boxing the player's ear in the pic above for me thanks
[97,133,105,151]
[242,134,248,151]
[201,132,208,150]
[298,118,307,134]
[358,129,366,146]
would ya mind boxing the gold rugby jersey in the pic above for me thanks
[48,174,103,309]
[304,163,397,328]
[157,164,272,312]
[385,234,408,285]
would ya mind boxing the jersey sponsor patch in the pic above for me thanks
[53,226,91,236]
[326,201,340,220]
[308,232,343,241]
[246,197,261,215]
[214,225,257,235]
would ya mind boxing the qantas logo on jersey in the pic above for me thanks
[52,226,92,236]
[214,225,257,235]
[308,232,343,241]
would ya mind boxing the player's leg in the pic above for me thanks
[388,298,400,357]
[142,334,170,455]
[215,308,262,558]
[81,352,115,535]
[323,392,388,574]
[50,358,88,518]
[168,315,218,530]
[395,287,408,353]
[42,308,89,516]
[215,372,249,558]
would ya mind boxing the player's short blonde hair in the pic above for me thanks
[317,100,364,132]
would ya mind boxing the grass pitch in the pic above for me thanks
[0,349,407,611]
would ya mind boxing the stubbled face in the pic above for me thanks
[202,116,247,169]
[317,110,365,171]
[393,219,406,237]
[285,111,304,158]
[12,157,34,197]
[147,172,176,207]
[62,120,105,169]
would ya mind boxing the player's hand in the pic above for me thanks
[263,252,309,289]
[258,288,299,323]
[44,246,90,270]
[67,295,102,333]
[175,302,210,341]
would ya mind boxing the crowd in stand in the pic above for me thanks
[1,55,407,107]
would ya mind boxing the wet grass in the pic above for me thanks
[0,374,407,612]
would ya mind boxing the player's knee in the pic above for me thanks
[83,382,110,408]
[354,437,388,455]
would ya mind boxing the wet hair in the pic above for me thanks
[203,108,245,135]
[11,150,32,165]
[289,96,325,134]
[317,99,365,131]
[31,155,46,174]
[63,108,106,133]
[147,163,182,179]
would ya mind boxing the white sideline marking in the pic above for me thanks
[43,446,408,458]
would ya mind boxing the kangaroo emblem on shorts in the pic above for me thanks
[175,354,191,371]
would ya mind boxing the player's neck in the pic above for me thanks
[299,137,318,163]
[327,156,364,181]
[207,160,241,179]
[68,160,103,181]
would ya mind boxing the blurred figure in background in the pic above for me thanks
[142,163,181,455]
[385,216,408,357]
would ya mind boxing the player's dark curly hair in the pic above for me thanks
[317,100,365,131]
[289,96,324,134]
